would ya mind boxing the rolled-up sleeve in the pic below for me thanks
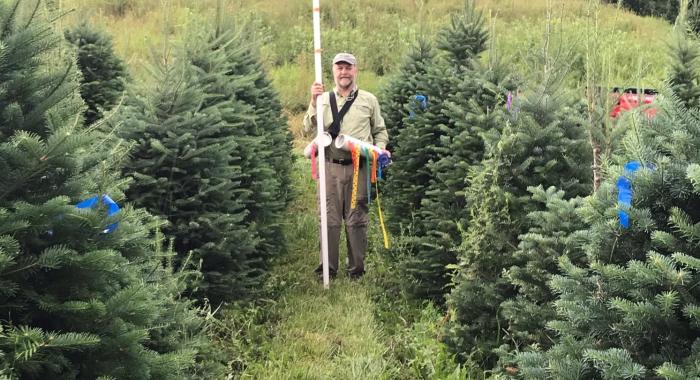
[303,102,316,135]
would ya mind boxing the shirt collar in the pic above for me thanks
[334,86,358,98]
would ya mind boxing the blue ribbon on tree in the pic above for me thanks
[408,94,428,119]
[76,194,121,233]
[617,161,654,229]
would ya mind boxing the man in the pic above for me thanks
[303,52,389,280]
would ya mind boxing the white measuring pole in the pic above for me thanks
[313,0,330,289]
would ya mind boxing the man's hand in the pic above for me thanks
[310,82,325,107]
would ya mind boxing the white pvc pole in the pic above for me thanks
[313,0,330,289]
[335,134,388,157]
[303,132,332,158]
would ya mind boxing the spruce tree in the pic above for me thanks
[0,1,221,378]
[515,37,700,379]
[64,23,127,125]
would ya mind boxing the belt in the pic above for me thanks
[327,157,363,166]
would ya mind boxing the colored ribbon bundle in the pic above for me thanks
[345,142,390,248]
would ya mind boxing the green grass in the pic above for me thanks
[231,154,399,379]
[58,0,675,105]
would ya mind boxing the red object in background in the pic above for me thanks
[609,89,657,119]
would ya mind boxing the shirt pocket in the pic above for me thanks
[348,103,372,121]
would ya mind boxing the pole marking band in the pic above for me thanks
[313,7,320,12]
[314,48,322,53]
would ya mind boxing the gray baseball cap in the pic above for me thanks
[332,52,356,65]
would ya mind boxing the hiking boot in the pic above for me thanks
[314,266,337,281]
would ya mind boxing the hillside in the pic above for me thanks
[58,0,674,114]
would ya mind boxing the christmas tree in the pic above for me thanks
[515,34,700,379]
[119,23,291,304]
[383,1,512,302]
[379,38,435,153]
[64,23,128,126]
[445,83,591,367]
[189,23,292,272]
[0,1,221,377]
[117,35,259,304]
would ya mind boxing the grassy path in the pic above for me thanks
[240,155,398,379]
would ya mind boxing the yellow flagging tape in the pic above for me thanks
[350,145,360,209]
[375,181,389,249]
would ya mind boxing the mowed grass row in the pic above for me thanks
[237,154,399,379]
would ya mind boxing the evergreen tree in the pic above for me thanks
[668,32,700,109]
[209,20,294,208]
[515,38,700,379]
[497,187,588,367]
[379,38,435,153]
[0,1,221,378]
[406,63,511,302]
[64,23,127,125]
[117,39,259,304]
[383,1,510,302]
[190,23,292,270]
[445,86,591,368]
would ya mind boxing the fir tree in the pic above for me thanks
[384,1,492,233]
[445,85,591,368]
[444,151,515,366]
[382,1,510,302]
[190,23,292,270]
[498,187,588,364]
[64,23,127,125]
[668,32,700,109]
[407,62,511,302]
[515,37,700,379]
[209,19,293,208]
[379,38,435,153]
[0,1,222,378]
[117,39,259,304]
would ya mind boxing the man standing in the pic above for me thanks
[303,52,389,280]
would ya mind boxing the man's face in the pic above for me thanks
[333,62,357,91]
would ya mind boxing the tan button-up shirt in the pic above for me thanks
[303,88,389,160]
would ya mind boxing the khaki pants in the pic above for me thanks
[316,161,369,276]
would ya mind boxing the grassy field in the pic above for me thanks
[225,155,470,378]
[58,0,675,115]
[220,155,399,379]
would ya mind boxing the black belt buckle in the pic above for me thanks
[331,158,353,165]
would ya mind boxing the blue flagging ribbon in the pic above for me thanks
[377,151,392,180]
[76,194,121,233]
[617,161,654,229]
[408,94,428,119]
